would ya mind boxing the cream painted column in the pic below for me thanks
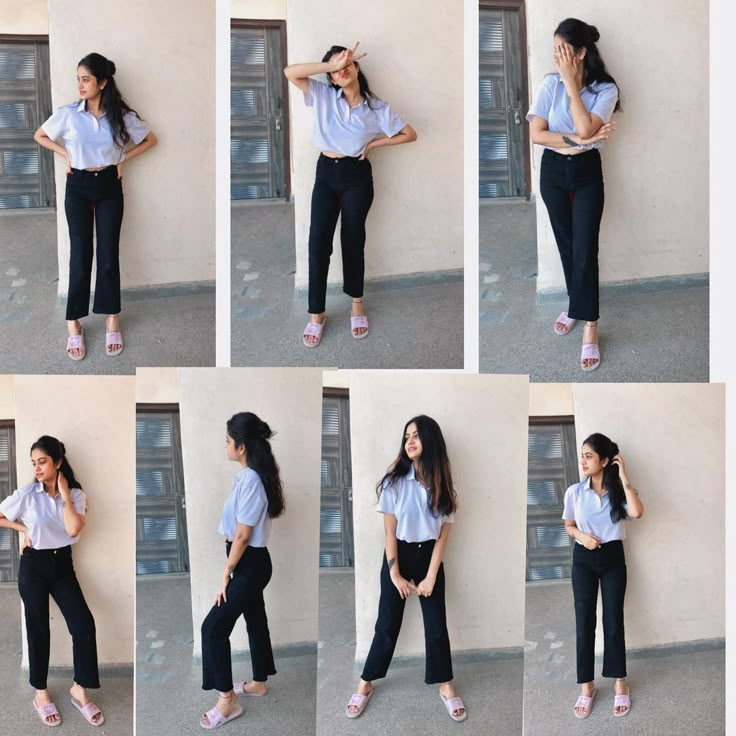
[286,0,463,288]
[47,0,215,295]
[572,383,725,650]
[526,1,708,293]
[178,368,322,657]
[349,372,529,660]
[13,375,136,667]
[0,376,15,417]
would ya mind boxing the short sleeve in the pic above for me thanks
[562,486,575,521]
[0,489,24,522]
[377,480,396,515]
[304,77,331,108]
[235,473,267,527]
[373,100,406,138]
[526,74,556,123]
[589,83,618,123]
[71,489,87,516]
[41,106,69,141]
[442,512,455,525]
[123,111,150,145]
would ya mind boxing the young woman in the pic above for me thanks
[345,415,466,722]
[527,19,620,371]
[0,436,103,727]
[563,433,644,719]
[199,412,286,730]
[284,42,417,347]
[34,52,158,361]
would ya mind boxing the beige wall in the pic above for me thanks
[527,1,708,292]
[231,0,285,19]
[350,372,529,660]
[0,376,14,418]
[529,383,573,416]
[178,369,322,656]
[48,0,215,294]
[13,376,136,667]
[322,369,348,389]
[135,368,180,404]
[572,383,725,649]
[0,0,48,34]
[287,0,463,288]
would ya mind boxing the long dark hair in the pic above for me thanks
[30,435,83,491]
[227,412,285,518]
[77,52,143,147]
[554,18,622,112]
[321,45,379,109]
[376,415,457,517]
[582,433,626,522]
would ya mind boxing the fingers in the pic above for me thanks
[351,41,360,55]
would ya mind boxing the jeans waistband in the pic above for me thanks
[575,539,624,553]
[397,539,436,549]
[70,166,117,176]
[319,153,363,163]
[23,545,72,557]
[543,147,601,162]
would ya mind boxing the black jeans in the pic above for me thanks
[307,154,374,314]
[362,540,453,685]
[64,166,124,320]
[201,544,276,691]
[539,148,605,322]
[571,540,627,683]
[18,545,99,690]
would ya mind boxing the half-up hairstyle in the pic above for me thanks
[554,18,622,112]
[321,45,379,110]
[376,415,457,517]
[583,433,626,522]
[30,435,83,490]
[77,52,144,147]
[227,412,285,518]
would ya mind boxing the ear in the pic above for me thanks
[578,47,587,61]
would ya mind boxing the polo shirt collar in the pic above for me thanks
[34,481,46,493]
[583,475,608,496]
[336,88,367,108]
[76,99,107,117]
[407,464,417,481]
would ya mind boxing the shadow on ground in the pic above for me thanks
[523,582,725,736]
[0,585,133,735]
[231,202,463,369]
[479,201,709,381]
[317,569,523,736]
[0,211,215,374]
[136,574,317,736]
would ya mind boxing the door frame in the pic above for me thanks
[231,18,292,200]
[479,0,531,198]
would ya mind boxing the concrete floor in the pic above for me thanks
[523,582,725,736]
[136,574,317,736]
[0,584,133,735]
[479,200,709,381]
[317,569,523,736]
[0,210,215,374]
[231,202,464,369]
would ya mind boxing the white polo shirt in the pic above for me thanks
[304,78,407,157]
[377,466,454,543]
[218,467,270,548]
[0,482,87,550]
[527,73,618,151]
[42,100,150,169]
[562,477,633,544]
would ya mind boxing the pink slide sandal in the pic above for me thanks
[233,681,267,697]
[33,699,61,727]
[573,687,597,719]
[345,689,373,718]
[613,689,631,717]
[199,703,243,729]
[70,696,104,726]
[554,311,577,335]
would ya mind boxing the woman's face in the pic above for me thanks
[77,65,106,101]
[329,56,359,88]
[552,34,586,64]
[225,433,244,462]
[31,449,59,485]
[404,423,422,463]
[580,443,607,477]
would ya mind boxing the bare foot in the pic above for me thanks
[70,682,103,725]
[581,321,600,369]
[201,691,236,726]
[614,678,630,716]
[106,314,122,354]
[347,679,373,715]
[240,680,268,696]
[67,319,83,359]
[439,681,465,719]
[575,681,595,717]
[34,689,60,725]
[351,299,368,337]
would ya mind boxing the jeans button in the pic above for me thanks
[418,544,422,548]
